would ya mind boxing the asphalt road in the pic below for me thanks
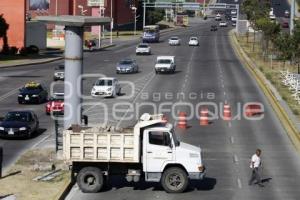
[64,18,300,200]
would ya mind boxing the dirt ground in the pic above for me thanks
[0,148,70,200]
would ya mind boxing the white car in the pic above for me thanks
[219,21,228,27]
[155,56,176,74]
[136,43,151,55]
[231,10,237,15]
[91,77,121,98]
[231,16,237,22]
[215,13,221,21]
[188,37,199,46]
[168,37,180,46]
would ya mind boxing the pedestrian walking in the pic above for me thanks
[248,149,264,187]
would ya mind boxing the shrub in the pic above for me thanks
[27,45,39,54]
[19,47,28,56]
[9,46,18,55]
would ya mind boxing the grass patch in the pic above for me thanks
[237,33,300,121]
[0,148,70,200]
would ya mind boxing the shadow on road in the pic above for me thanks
[100,176,216,192]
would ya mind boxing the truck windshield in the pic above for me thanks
[171,129,180,146]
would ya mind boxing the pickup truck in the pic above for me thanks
[154,56,176,74]
[63,113,205,193]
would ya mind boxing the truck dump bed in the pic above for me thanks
[63,126,139,163]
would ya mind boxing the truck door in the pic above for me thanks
[144,131,174,172]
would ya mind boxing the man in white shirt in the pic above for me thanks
[248,149,264,187]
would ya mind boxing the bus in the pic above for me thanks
[142,25,160,43]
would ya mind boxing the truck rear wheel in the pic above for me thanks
[161,167,188,193]
[77,167,104,193]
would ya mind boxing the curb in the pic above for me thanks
[0,44,116,69]
[54,179,74,200]
[229,30,300,153]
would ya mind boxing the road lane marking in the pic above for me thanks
[230,136,234,144]
[116,73,156,128]
[228,121,232,128]
[0,86,23,102]
[233,154,239,163]
[237,178,242,189]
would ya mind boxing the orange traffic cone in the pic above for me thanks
[223,104,231,121]
[200,108,209,126]
[177,112,187,129]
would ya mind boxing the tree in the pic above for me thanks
[0,14,9,54]
[256,17,280,57]
[273,33,295,69]
[146,9,164,25]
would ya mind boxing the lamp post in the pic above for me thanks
[131,6,137,36]
[290,0,295,35]
[98,6,105,48]
[110,0,113,44]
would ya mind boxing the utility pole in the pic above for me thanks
[98,5,102,48]
[55,0,58,16]
[110,0,113,44]
[131,6,137,36]
[143,1,146,28]
[290,0,295,35]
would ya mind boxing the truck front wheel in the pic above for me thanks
[161,167,188,193]
[77,167,104,193]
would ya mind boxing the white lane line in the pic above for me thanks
[0,86,23,102]
[237,178,242,189]
[233,154,239,163]
[221,83,225,88]
[31,134,52,149]
[116,73,156,128]
[230,136,234,144]
[228,121,232,128]
[224,91,226,96]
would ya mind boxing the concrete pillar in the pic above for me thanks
[64,26,83,129]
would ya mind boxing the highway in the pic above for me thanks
[0,2,299,199]
[63,17,300,200]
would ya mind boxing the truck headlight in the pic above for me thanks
[19,127,27,131]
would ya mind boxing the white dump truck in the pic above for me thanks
[154,56,176,74]
[63,113,205,193]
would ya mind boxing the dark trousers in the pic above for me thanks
[248,167,262,185]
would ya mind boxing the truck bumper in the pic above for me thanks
[189,172,205,180]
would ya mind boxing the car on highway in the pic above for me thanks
[168,37,180,46]
[188,37,199,46]
[91,77,121,98]
[231,16,237,22]
[155,56,176,74]
[211,25,218,31]
[284,10,290,18]
[282,21,289,28]
[136,43,151,55]
[0,110,39,139]
[231,10,237,15]
[18,81,48,104]
[219,21,228,27]
[116,59,139,74]
[215,13,221,21]
[232,22,236,27]
[45,93,64,115]
[53,64,64,81]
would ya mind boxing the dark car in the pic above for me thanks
[116,59,139,74]
[18,82,48,104]
[54,64,64,81]
[0,111,39,138]
[211,25,218,31]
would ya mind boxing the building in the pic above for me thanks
[0,0,138,49]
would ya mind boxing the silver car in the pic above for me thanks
[116,59,139,74]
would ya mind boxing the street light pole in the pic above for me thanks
[131,6,137,36]
[143,1,146,28]
[290,0,295,35]
[110,0,113,45]
[98,5,102,48]
[55,0,58,16]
